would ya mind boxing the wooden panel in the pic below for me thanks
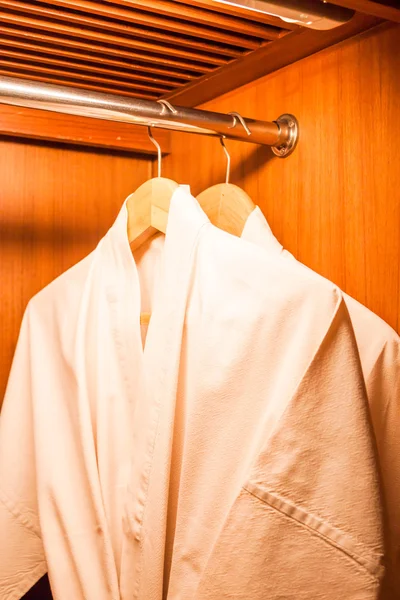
[162,22,400,333]
[105,0,285,38]
[0,26,211,74]
[0,12,230,67]
[0,36,196,81]
[0,58,173,95]
[165,12,381,106]
[330,0,400,22]
[46,0,264,47]
[0,0,249,56]
[0,48,183,88]
[0,104,171,153]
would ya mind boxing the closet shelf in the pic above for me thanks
[0,1,397,110]
[0,0,292,103]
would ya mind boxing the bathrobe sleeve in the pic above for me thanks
[367,335,400,599]
[0,305,47,600]
[0,280,121,600]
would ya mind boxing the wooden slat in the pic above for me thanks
[0,34,196,81]
[0,48,182,87]
[0,25,213,73]
[165,13,381,106]
[0,0,248,58]
[172,0,298,30]
[329,0,400,22]
[0,58,173,94]
[34,0,264,48]
[0,104,171,153]
[0,11,231,66]
[103,0,279,39]
[0,68,160,99]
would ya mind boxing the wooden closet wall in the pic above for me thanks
[0,141,151,401]
[163,21,400,335]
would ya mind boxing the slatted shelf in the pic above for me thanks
[0,0,291,100]
[0,0,396,109]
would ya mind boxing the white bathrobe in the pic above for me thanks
[0,189,384,600]
[241,205,400,599]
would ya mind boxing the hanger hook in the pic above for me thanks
[227,111,251,136]
[220,136,231,184]
[157,99,178,115]
[147,125,162,178]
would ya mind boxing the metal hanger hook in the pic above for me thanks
[227,111,251,136]
[147,125,162,178]
[157,99,178,115]
[220,136,231,184]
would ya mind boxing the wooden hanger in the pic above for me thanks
[126,177,179,251]
[126,126,179,251]
[126,126,179,325]
[128,125,254,325]
[197,136,255,237]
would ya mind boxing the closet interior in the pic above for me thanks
[0,1,399,599]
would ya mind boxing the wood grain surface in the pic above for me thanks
[328,0,400,21]
[165,12,381,106]
[163,21,400,333]
[0,104,171,154]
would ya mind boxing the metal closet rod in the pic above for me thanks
[0,75,299,157]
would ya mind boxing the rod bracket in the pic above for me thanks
[271,114,299,158]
